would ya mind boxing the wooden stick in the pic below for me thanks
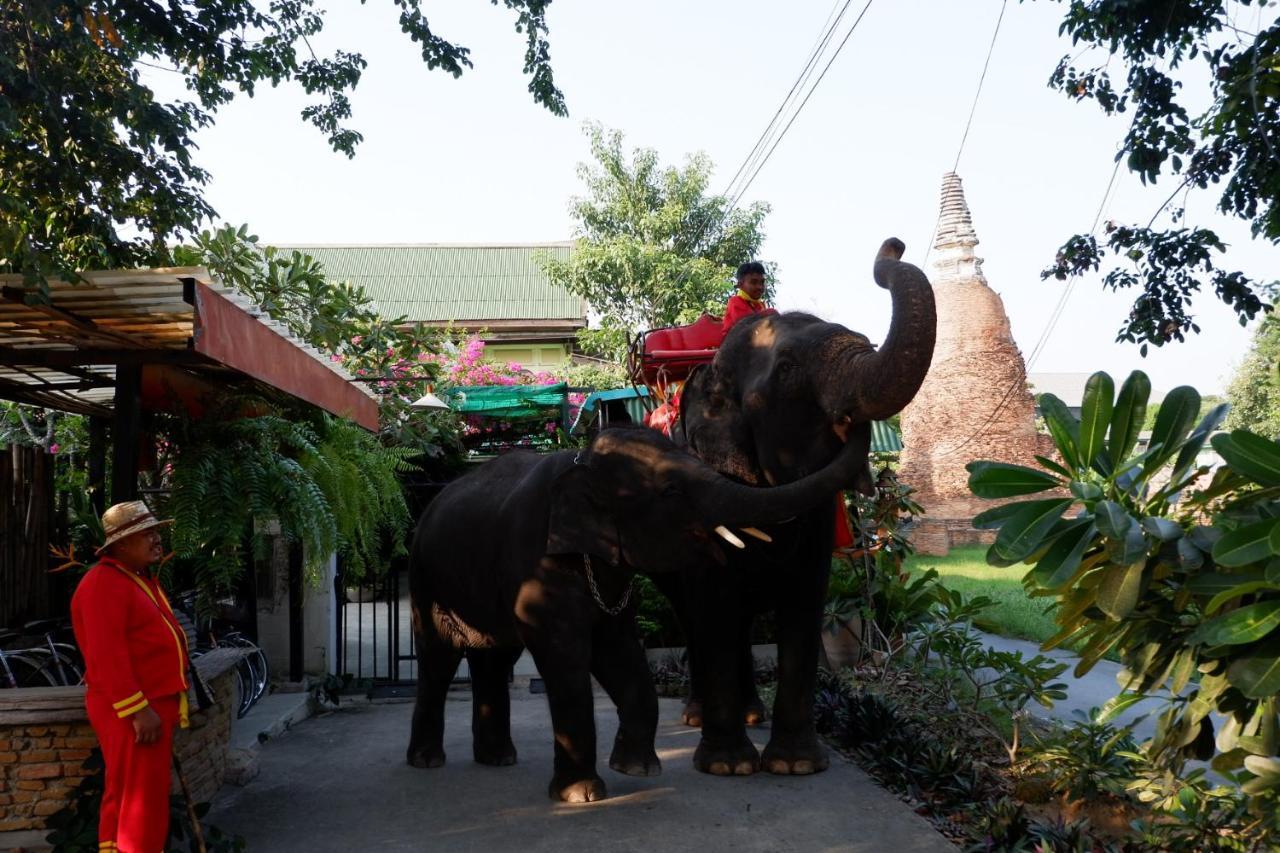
[172,754,207,853]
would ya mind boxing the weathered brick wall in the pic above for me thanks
[0,652,239,838]
[897,173,1053,556]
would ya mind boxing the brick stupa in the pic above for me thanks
[898,173,1048,555]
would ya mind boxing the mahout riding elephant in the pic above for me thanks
[405,425,868,803]
[662,237,936,777]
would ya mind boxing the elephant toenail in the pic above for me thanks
[792,760,815,775]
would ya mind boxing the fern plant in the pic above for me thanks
[160,395,413,606]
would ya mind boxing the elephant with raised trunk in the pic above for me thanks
[406,425,869,802]
[662,237,936,776]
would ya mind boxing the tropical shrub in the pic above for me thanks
[967,370,1280,828]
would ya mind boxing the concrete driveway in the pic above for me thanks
[209,692,953,852]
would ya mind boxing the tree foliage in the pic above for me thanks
[1036,0,1277,352]
[540,124,772,361]
[1226,306,1280,437]
[968,370,1280,826]
[0,0,565,285]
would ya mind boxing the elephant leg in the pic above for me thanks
[407,626,463,769]
[590,620,660,778]
[689,576,759,776]
[467,647,521,766]
[762,516,830,776]
[737,618,768,727]
[519,624,606,803]
[646,573,704,727]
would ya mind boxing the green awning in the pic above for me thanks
[442,383,567,418]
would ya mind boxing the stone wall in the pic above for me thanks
[0,650,240,844]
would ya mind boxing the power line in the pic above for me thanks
[721,0,852,202]
[729,0,877,209]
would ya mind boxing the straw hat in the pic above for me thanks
[97,500,174,555]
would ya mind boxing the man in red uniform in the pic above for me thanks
[721,261,777,334]
[71,501,190,853]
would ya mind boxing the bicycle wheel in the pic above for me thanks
[233,664,250,719]
[225,636,269,703]
[7,653,59,688]
[235,657,255,718]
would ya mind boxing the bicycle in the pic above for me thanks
[0,620,84,688]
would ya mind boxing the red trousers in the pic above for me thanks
[86,693,178,853]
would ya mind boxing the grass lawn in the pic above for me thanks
[903,546,1062,647]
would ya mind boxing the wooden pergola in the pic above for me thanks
[0,267,380,505]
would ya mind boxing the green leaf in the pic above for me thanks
[973,501,1038,530]
[1141,517,1183,542]
[1031,520,1096,589]
[966,461,1062,498]
[1108,370,1150,467]
[1213,430,1280,487]
[1078,372,1114,473]
[1212,519,1280,567]
[1096,691,1147,724]
[1097,559,1146,620]
[1229,636,1280,699]
[1034,455,1074,479]
[1205,580,1280,615]
[1095,500,1133,539]
[1189,601,1280,646]
[1187,569,1267,596]
[1039,393,1082,471]
[1178,537,1205,570]
[1169,403,1230,485]
[1070,481,1103,501]
[993,499,1074,562]
[1142,386,1200,475]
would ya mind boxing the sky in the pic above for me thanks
[143,0,1279,394]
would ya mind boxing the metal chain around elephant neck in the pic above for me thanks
[582,554,635,616]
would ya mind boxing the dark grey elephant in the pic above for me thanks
[659,237,936,777]
[406,425,867,802]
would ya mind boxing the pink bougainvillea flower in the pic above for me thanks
[48,443,60,454]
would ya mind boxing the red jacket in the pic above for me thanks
[722,290,776,333]
[71,557,190,721]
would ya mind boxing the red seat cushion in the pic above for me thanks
[638,314,725,384]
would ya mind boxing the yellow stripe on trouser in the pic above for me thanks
[112,690,144,710]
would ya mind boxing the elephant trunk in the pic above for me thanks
[821,238,937,423]
[682,436,862,527]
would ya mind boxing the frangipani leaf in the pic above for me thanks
[973,500,1038,530]
[1213,519,1280,567]
[966,461,1061,498]
[1031,519,1096,589]
[994,499,1074,562]
[1108,370,1150,467]
[1097,559,1145,620]
[1096,500,1133,539]
[1143,386,1200,476]
[1039,393,1082,471]
[1213,430,1280,487]
[1079,372,1114,474]
[1228,636,1280,699]
[1189,601,1280,647]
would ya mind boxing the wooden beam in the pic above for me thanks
[0,347,207,368]
[1,286,146,349]
[111,365,141,504]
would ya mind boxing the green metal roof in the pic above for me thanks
[269,243,585,323]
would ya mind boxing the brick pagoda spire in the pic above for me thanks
[897,172,1047,555]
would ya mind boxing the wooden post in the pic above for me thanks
[88,416,107,516]
[110,365,141,504]
[288,542,304,682]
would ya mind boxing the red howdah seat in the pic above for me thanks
[630,313,725,387]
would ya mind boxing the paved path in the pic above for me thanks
[209,693,953,853]
[979,632,1168,741]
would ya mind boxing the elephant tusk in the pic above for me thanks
[714,525,746,549]
[740,527,772,543]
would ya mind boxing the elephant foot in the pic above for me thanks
[407,746,446,769]
[609,738,661,777]
[549,774,608,803]
[681,698,765,728]
[761,735,829,776]
[693,736,760,776]
[473,738,518,767]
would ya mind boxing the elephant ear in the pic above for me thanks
[546,464,622,565]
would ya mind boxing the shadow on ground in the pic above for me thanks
[209,693,952,852]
